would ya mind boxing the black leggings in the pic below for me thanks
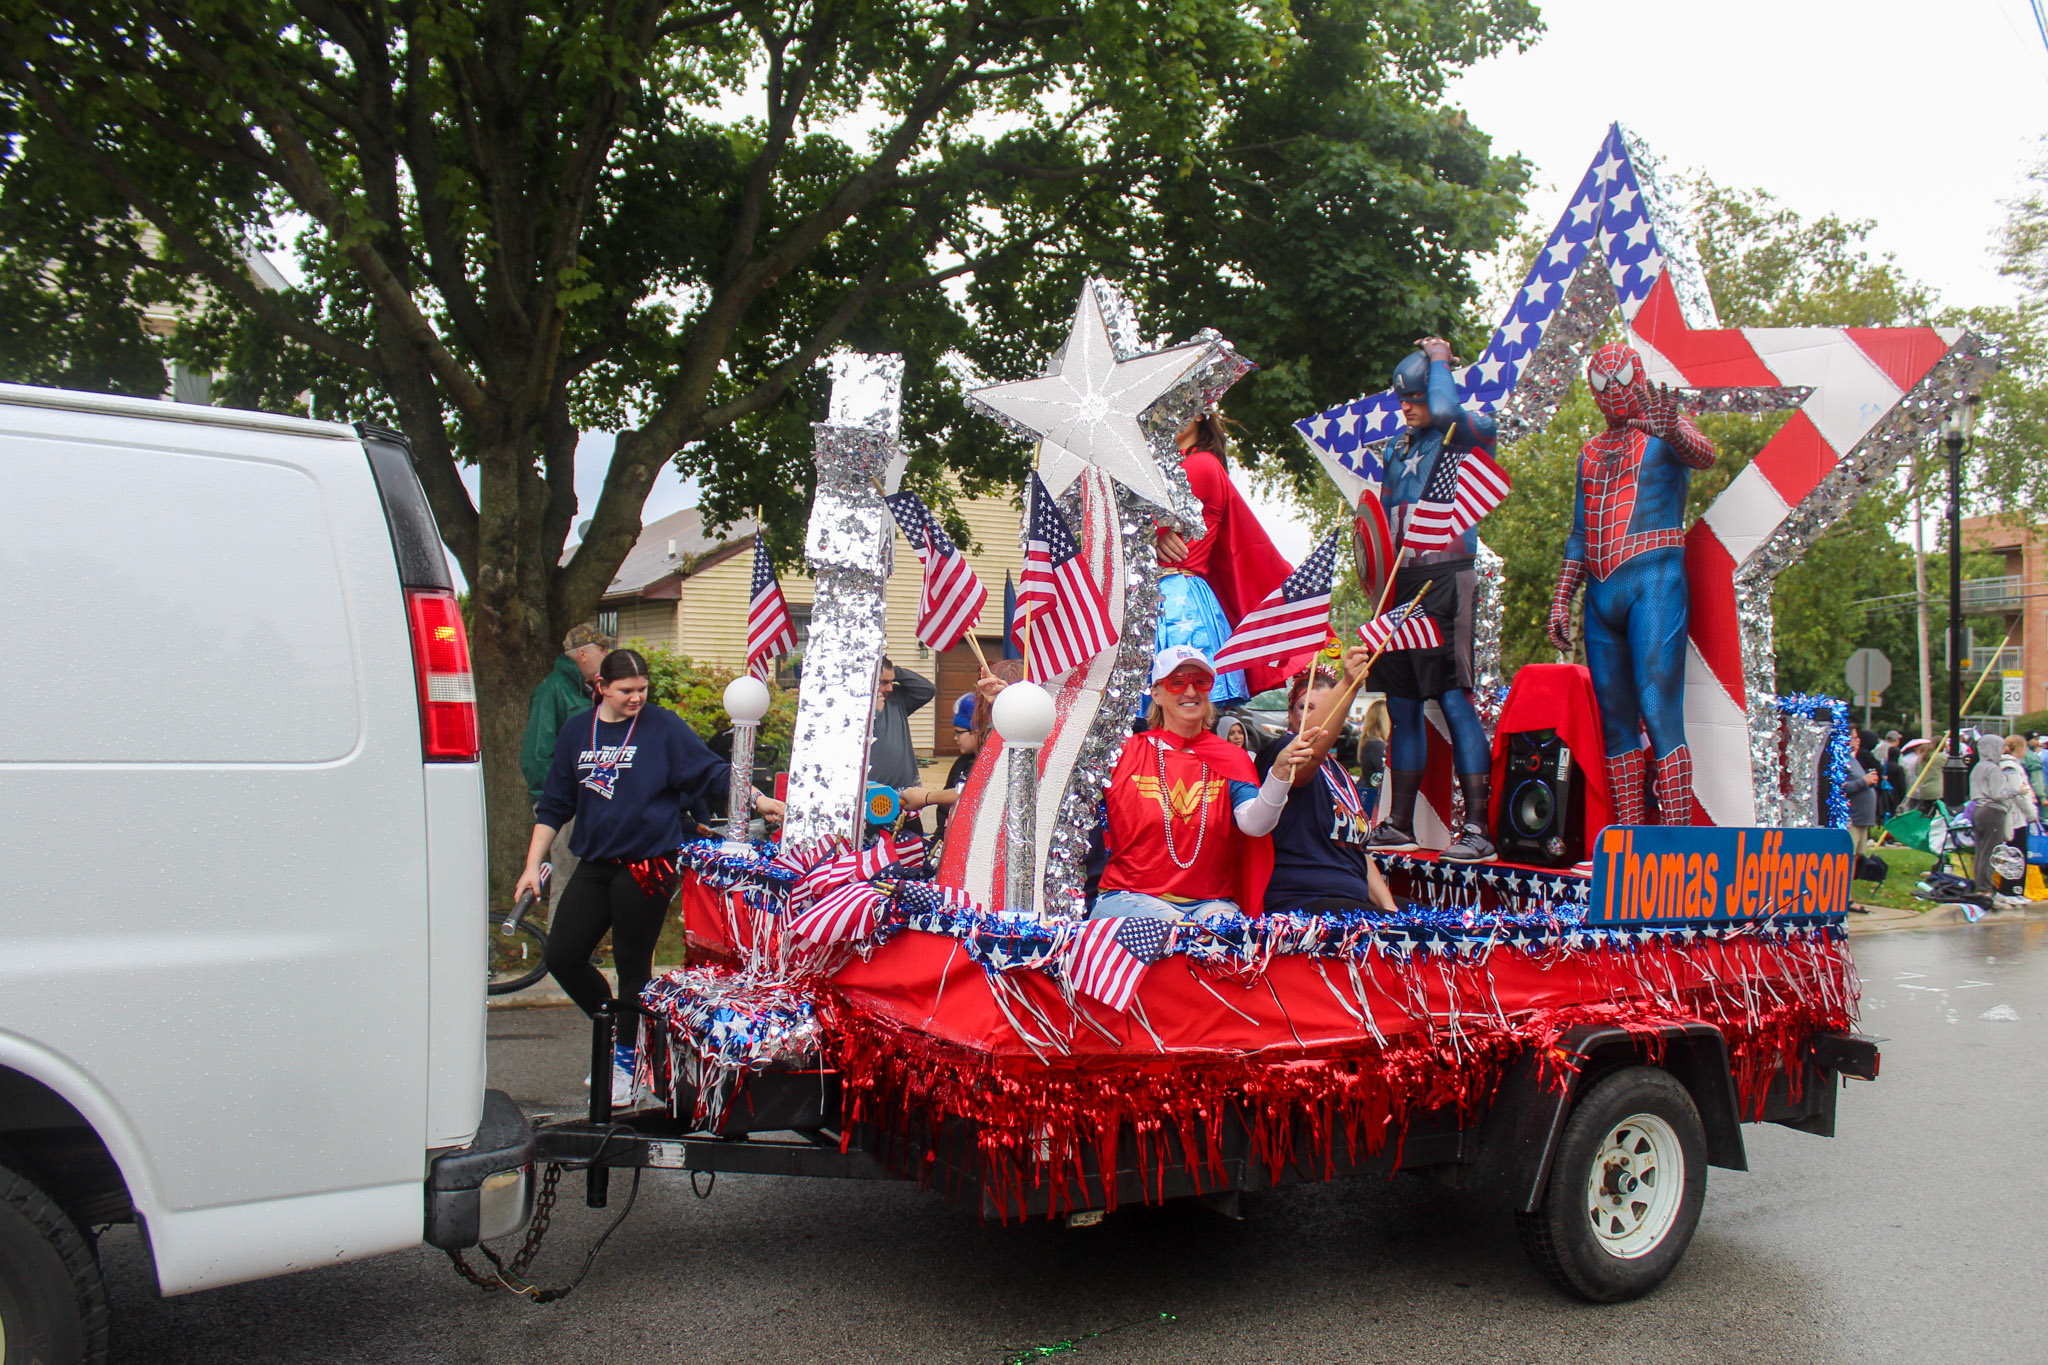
[544,859,677,1049]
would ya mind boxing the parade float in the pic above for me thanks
[531,125,1993,1301]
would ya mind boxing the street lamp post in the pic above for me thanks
[1940,397,1978,806]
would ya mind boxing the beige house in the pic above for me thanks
[598,493,1029,759]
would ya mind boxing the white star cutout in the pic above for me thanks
[1522,279,1555,308]
[1311,414,1332,442]
[1568,196,1598,226]
[1593,152,1623,184]
[1498,319,1530,347]
[1338,409,1360,434]
[1545,238,1575,267]
[1476,357,1506,384]
[969,284,1214,509]
[1624,218,1654,249]
[1609,185,1639,216]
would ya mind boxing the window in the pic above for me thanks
[596,607,619,639]
[776,604,813,688]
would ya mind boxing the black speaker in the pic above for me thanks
[1496,727,1583,867]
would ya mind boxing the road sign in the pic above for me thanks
[2003,671,2025,718]
[1845,648,1892,705]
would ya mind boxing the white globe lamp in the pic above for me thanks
[991,680,1056,749]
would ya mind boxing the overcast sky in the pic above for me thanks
[557,0,2047,564]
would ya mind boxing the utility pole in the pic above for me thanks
[1913,449,1933,741]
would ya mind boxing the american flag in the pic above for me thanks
[1065,914,1173,1012]
[1394,450,1465,555]
[1353,493,1397,608]
[1357,596,1443,654]
[780,831,922,944]
[1212,531,1342,675]
[1014,471,1118,682]
[1445,449,1512,542]
[885,492,988,651]
[746,534,798,680]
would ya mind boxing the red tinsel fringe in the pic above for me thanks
[825,938,1856,1220]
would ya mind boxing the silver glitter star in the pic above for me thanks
[968,282,1215,511]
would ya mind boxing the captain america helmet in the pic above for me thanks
[1391,350,1432,398]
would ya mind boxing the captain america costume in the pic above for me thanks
[1547,342,1717,826]
[1368,348,1498,860]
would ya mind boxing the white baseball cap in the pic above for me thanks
[1150,646,1218,685]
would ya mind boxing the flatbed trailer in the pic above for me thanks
[534,995,1878,1302]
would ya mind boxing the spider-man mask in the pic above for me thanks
[1586,343,1648,423]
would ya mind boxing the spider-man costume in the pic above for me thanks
[1547,342,1716,826]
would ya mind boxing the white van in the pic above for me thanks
[0,385,533,1361]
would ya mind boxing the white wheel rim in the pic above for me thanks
[1584,1111,1685,1259]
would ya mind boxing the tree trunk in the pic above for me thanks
[470,604,562,906]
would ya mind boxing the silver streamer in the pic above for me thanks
[1739,334,2001,819]
[1041,483,1167,913]
[1472,537,1506,737]
[1779,717,1833,829]
[1617,123,1720,331]
[781,355,903,851]
[1003,744,1043,916]
[1490,256,1618,448]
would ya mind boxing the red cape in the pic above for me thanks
[1182,448,1296,694]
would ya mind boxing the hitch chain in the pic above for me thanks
[447,1163,565,1299]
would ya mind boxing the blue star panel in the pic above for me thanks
[1295,124,1670,495]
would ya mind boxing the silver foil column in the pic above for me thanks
[725,720,759,845]
[1002,745,1042,915]
[779,354,905,851]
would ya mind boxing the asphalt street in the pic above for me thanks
[95,920,2048,1364]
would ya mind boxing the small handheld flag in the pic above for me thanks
[1212,530,1343,677]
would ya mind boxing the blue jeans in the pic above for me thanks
[1090,889,1239,921]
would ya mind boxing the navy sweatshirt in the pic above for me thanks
[536,706,732,862]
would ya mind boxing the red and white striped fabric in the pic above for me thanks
[1622,272,1967,825]
[745,534,798,680]
[939,467,1128,912]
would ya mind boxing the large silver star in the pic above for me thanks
[968,284,1213,511]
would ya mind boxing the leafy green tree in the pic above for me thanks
[0,0,1536,878]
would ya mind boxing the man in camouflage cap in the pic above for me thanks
[520,622,613,909]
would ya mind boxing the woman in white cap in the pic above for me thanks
[1092,647,1288,920]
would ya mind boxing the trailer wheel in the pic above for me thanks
[1516,1066,1706,1302]
[0,1163,109,1365]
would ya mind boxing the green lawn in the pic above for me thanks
[1852,843,1957,913]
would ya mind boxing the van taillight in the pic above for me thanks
[407,589,479,761]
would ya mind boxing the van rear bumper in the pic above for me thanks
[424,1089,535,1248]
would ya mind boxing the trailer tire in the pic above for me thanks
[1516,1066,1706,1303]
[0,1163,109,1365]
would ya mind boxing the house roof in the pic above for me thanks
[601,506,758,600]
